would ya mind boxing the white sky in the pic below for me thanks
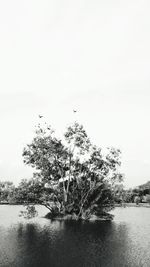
[0,0,150,188]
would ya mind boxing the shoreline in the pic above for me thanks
[1,202,150,209]
[115,203,150,208]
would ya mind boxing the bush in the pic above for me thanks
[134,196,140,205]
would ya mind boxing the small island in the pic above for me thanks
[1,122,150,220]
[0,121,124,221]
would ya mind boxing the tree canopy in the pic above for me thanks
[22,121,123,220]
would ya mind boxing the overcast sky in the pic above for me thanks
[0,0,150,187]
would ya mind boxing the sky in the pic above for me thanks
[0,0,150,188]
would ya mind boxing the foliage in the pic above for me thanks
[21,121,123,220]
[134,196,140,205]
[19,205,38,219]
[145,194,150,204]
[0,181,15,203]
[117,182,150,205]
[14,177,45,204]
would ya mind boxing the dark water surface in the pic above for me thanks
[0,206,150,267]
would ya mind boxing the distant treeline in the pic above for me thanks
[0,178,44,204]
[1,179,150,205]
[114,181,150,204]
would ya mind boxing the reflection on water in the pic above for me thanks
[0,206,150,267]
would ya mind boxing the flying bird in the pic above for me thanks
[73,110,77,113]
[39,115,43,119]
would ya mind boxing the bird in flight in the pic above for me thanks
[39,115,43,118]
[73,110,77,113]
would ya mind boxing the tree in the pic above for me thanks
[0,181,15,203]
[134,196,140,205]
[145,194,150,204]
[14,177,45,204]
[22,121,123,220]
[113,183,125,203]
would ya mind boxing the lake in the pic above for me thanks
[0,205,150,267]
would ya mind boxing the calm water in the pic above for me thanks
[0,206,150,267]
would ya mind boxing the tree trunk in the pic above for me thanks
[66,154,71,202]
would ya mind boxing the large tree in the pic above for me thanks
[22,121,123,220]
